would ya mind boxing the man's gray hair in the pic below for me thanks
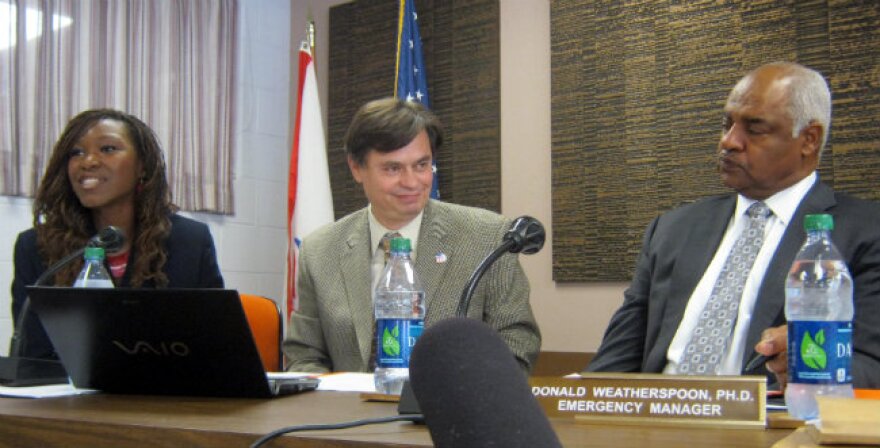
[761,62,832,154]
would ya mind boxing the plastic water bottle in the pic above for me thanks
[374,237,426,395]
[73,247,115,288]
[785,214,854,420]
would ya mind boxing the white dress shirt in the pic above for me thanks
[368,205,424,291]
[664,172,817,375]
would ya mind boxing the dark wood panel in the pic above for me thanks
[533,351,595,377]
[328,0,501,218]
[551,1,880,282]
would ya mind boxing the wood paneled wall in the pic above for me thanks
[328,0,501,218]
[551,1,880,282]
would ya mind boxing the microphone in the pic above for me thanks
[30,225,125,287]
[456,216,545,317]
[1,227,125,385]
[409,318,562,448]
[89,225,126,253]
[503,215,546,255]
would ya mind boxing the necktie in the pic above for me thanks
[369,232,401,371]
[678,202,771,375]
[381,232,400,264]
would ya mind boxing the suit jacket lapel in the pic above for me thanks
[744,181,837,365]
[652,196,736,366]
[340,209,375,367]
[414,201,450,313]
[671,197,735,302]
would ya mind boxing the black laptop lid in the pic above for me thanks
[27,287,274,398]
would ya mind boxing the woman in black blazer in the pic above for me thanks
[11,109,224,359]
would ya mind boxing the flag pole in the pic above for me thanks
[394,0,406,98]
[307,19,316,65]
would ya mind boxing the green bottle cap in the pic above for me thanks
[804,214,833,231]
[83,247,106,260]
[390,237,411,253]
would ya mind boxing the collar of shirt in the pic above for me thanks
[734,171,817,230]
[367,205,424,259]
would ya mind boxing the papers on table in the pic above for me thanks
[281,371,376,392]
[0,372,378,397]
[315,372,376,393]
[267,371,317,381]
[0,383,97,398]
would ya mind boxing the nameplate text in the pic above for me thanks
[530,373,766,429]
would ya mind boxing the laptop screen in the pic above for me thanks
[28,287,278,398]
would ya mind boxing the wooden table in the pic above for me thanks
[0,391,792,447]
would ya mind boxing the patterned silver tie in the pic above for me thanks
[678,201,771,375]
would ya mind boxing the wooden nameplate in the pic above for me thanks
[530,372,767,429]
[360,392,401,403]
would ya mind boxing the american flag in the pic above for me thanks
[395,0,439,199]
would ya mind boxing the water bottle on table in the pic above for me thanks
[374,237,426,395]
[785,214,854,420]
[73,247,114,288]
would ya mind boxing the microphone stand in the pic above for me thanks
[0,248,86,386]
[8,248,86,359]
[456,242,514,318]
[400,217,545,415]
[399,242,515,416]
[5,225,124,370]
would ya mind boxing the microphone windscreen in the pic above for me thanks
[503,216,545,255]
[92,226,126,253]
[410,318,561,448]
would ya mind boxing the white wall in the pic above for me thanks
[0,0,296,354]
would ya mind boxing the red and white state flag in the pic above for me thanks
[286,42,334,319]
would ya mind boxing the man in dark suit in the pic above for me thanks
[587,62,880,388]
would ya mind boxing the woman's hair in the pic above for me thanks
[33,108,178,287]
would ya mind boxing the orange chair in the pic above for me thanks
[855,389,880,400]
[239,293,283,372]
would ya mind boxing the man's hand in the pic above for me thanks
[754,325,788,389]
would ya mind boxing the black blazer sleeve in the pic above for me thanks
[10,229,57,359]
[161,214,225,288]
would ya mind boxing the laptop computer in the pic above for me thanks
[27,286,319,398]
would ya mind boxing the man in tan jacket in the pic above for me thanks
[283,98,540,373]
